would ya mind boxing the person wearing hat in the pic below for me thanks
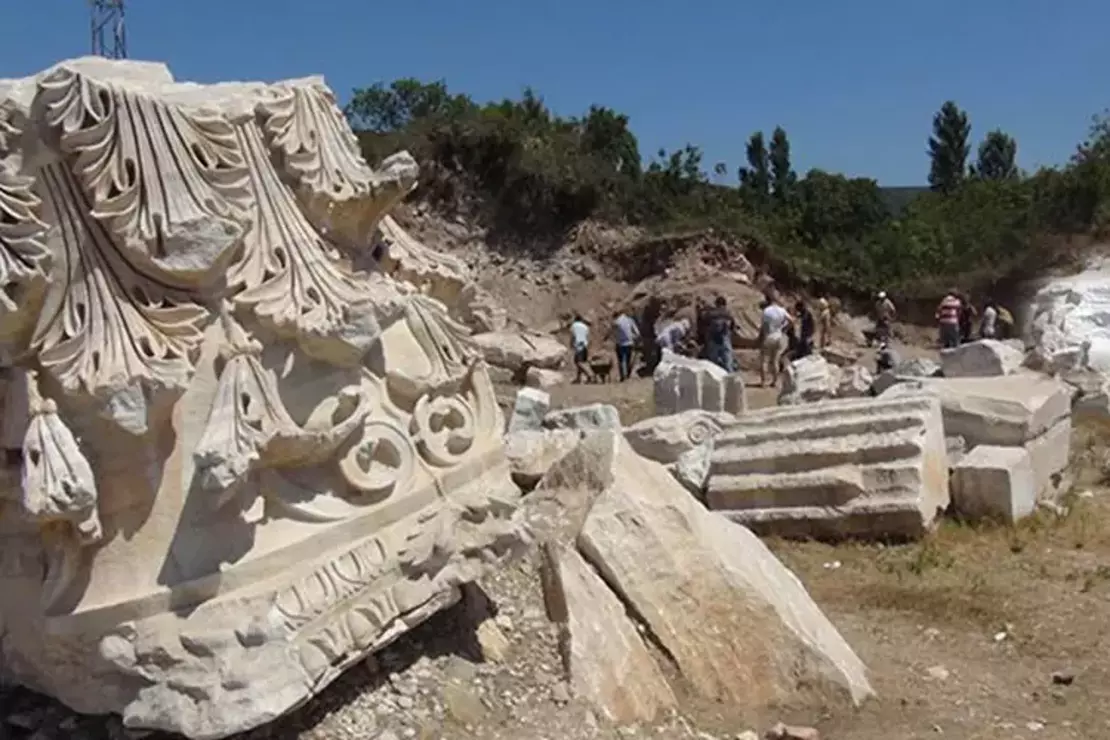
[817,295,832,349]
[874,291,896,344]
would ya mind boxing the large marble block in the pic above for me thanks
[0,57,529,738]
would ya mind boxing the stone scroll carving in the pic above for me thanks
[0,58,529,740]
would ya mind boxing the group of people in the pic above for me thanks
[934,289,1013,348]
[568,310,694,384]
[566,286,1017,390]
[568,288,840,389]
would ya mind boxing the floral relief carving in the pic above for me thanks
[37,66,252,279]
[194,307,373,505]
[410,392,477,468]
[227,122,406,365]
[337,418,416,499]
[375,214,473,291]
[19,368,101,543]
[32,164,208,432]
[18,369,101,612]
[386,294,477,400]
[258,81,378,202]
[257,83,418,252]
[0,60,530,738]
[0,162,50,339]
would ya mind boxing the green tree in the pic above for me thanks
[578,105,642,178]
[928,101,971,194]
[739,131,770,209]
[972,130,1018,181]
[768,126,796,205]
[796,169,888,241]
[346,78,469,132]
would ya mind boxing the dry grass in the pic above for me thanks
[766,453,1110,739]
[537,373,1110,738]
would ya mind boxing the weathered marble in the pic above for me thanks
[0,58,528,739]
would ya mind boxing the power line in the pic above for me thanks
[90,0,126,59]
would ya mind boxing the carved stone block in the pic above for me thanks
[0,57,529,739]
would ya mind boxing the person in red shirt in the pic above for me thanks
[935,289,962,349]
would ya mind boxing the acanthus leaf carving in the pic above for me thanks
[375,214,473,292]
[31,164,207,434]
[386,294,477,400]
[194,307,374,507]
[37,65,252,279]
[257,82,417,250]
[227,122,406,366]
[0,161,50,340]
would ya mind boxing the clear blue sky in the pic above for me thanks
[3,1,1105,186]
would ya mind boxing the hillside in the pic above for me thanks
[347,81,1110,306]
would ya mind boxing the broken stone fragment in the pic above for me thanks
[778,355,840,406]
[576,438,874,709]
[544,403,622,431]
[471,330,567,372]
[508,387,551,434]
[951,445,1036,523]
[621,409,733,464]
[882,375,1072,499]
[708,394,950,540]
[540,542,676,724]
[653,350,746,415]
[940,339,1024,378]
[503,429,581,490]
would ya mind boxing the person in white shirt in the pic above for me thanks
[759,295,792,388]
[980,301,998,339]
[655,318,689,353]
[570,315,590,383]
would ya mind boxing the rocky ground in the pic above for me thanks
[6,372,1110,740]
[3,211,1102,740]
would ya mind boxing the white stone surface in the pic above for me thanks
[471,330,567,371]
[545,403,622,431]
[577,439,874,709]
[882,376,1073,499]
[622,409,734,464]
[0,58,530,738]
[504,429,581,490]
[671,438,714,496]
[778,355,841,405]
[951,445,1036,523]
[653,350,746,415]
[540,542,676,724]
[940,339,1024,378]
[509,387,551,434]
[881,375,1071,446]
[525,366,564,389]
[1027,257,1110,375]
[821,343,861,367]
[707,395,950,540]
[836,365,874,398]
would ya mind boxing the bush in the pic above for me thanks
[346,80,1110,303]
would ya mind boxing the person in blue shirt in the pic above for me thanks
[612,311,640,381]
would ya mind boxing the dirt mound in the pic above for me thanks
[394,208,869,355]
